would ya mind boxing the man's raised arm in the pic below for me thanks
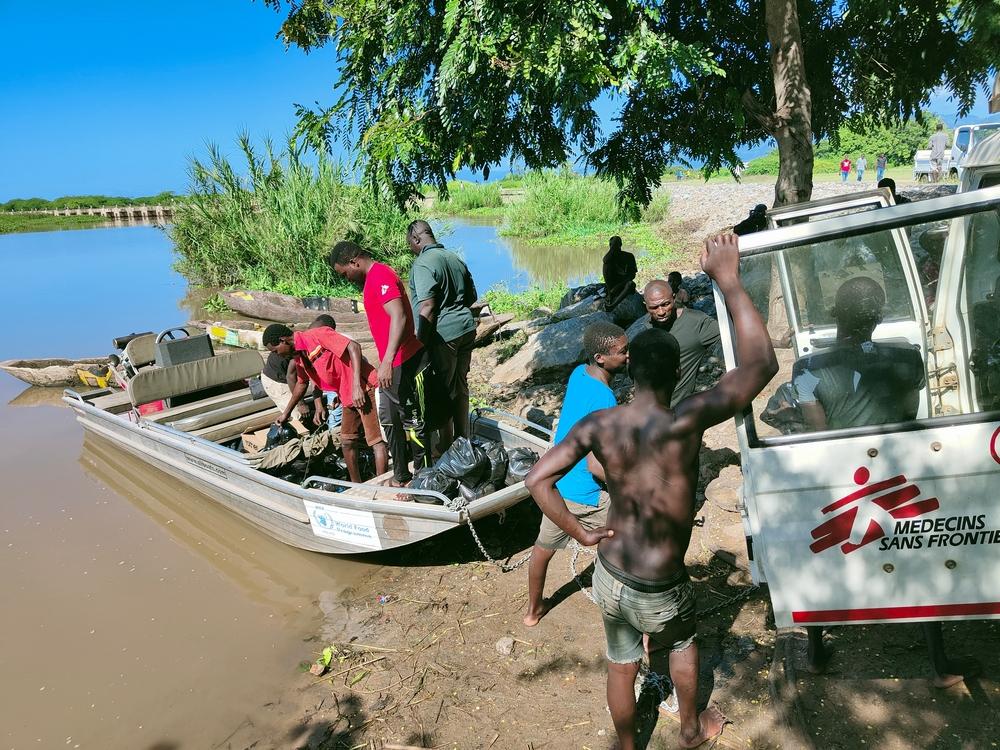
[675,234,778,432]
[525,417,614,547]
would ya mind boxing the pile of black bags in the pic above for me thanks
[410,437,539,505]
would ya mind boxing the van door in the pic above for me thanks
[720,186,1000,627]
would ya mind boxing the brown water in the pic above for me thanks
[0,227,371,748]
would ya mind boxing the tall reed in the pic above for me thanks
[170,135,412,296]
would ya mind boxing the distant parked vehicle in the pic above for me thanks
[913,121,1000,181]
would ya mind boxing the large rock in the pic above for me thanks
[559,283,605,309]
[609,292,646,328]
[625,314,652,341]
[490,311,613,385]
[550,294,603,322]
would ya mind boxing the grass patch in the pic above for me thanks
[0,213,106,234]
[484,283,568,319]
[170,134,413,297]
[502,169,671,255]
[435,180,504,216]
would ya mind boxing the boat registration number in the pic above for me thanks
[303,500,381,549]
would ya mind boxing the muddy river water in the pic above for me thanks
[0,226,373,748]
[0,222,600,748]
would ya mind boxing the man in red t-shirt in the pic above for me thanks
[330,241,434,486]
[839,156,852,182]
[263,321,389,483]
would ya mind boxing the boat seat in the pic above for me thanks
[192,406,280,442]
[146,387,257,424]
[123,327,200,369]
[127,350,264,408]
[167,395,277,433]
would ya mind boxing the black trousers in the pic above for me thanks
[378,350,432,483]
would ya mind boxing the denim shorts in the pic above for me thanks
[591,555,697,664]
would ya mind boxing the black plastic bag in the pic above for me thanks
[474,438,508,486]
[410,468,457,504]
[459,481,496,503]
[435,437,489,484]
[760,381,807,435]
[265,422,299,450]
[505,447,539,486]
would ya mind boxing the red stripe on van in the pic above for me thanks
[792,602,1000,623]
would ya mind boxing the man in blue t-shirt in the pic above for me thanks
[523,321,629,627]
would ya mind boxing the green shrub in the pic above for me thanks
[437,180,504,214]
[484,282,569,319]
[170,134,412,296]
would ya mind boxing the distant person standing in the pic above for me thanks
[405,219,478,447]
[840,156,852,182]
[856,154,867,182]
[603,235,638,311]
[929,123,949,182]
[876,153,888,182]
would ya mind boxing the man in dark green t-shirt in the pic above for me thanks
[640,279,721,406]
[407,219,479,445]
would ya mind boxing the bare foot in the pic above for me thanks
[933,657,980,688]
[678,705,727,749]
[523,600,551,627]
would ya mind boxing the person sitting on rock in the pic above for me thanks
[603,236,638,311]
[640,279,721,406]
[523,321,629,628]
[263,322,389,484]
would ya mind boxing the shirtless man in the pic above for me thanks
[526,234,777,750]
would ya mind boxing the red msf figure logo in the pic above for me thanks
[810,466,940,554]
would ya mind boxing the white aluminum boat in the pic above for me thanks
[62,348,551,555]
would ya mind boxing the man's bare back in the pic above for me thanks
[584,399,703,581]
[526,234,778,750]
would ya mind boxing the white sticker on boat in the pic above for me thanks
[303,500,382,549]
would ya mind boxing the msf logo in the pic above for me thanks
[809,466,940,554]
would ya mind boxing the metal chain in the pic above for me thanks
[569,540,598,603]
[460,508,533,572]
[698,583,760,617]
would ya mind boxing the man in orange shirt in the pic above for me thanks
[263,321,389,483]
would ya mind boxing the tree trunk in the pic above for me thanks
[766,0,814,207]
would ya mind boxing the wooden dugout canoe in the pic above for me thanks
[0,357,109,387]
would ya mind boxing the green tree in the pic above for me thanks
[264,0,1000,208]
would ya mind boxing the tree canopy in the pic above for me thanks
[264,0,1000,211]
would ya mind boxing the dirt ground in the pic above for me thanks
[225,180,998,749]
[225,417,1000,750]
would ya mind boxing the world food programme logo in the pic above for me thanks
[809,466,940,555]
[311,507,336,530]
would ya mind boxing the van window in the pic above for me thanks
[956,128,972,153]
[741,210,999,444]
[964,205,1000,411]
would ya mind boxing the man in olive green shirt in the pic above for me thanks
[640,279,721,406]
[407,219,479,446]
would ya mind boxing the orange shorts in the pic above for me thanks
[340,397,385,446]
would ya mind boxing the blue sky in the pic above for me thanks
[0,2,996,202]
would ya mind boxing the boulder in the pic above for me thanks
[529,306,553,318]
[559,282,604,309]
[490,311,613,385]
[608,292,646,328]
[550,294,604,322]
[625,314,652,341]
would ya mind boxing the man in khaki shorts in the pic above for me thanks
[523,321,629,627]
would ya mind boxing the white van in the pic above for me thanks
[913,122,1000,181]
[721,132,1000,627]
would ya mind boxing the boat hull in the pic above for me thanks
[64,394,547,555]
